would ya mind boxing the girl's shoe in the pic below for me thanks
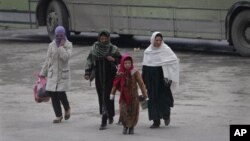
[128,127,134,134]
[53,116,63,123]
[123,127,128,134]
[64,108,71,120]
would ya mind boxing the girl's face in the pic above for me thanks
[154,36,162,48]
[124,60,132,70]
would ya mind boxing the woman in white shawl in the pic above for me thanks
[142,32,179,128]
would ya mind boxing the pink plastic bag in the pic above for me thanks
[33,74,50,103]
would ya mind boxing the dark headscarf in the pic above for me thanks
[91,30,117,57]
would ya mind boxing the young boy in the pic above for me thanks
[110,54,148,134]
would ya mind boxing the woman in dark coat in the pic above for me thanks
[142,32,179,128]
[84,31,121,130]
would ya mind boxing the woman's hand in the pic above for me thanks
[60,38,65,47]
[84,75,90,80]
[164,78,172,87]
[107,56,115,62]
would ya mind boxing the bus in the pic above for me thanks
[1,0,250,56]
[0,0,37,28]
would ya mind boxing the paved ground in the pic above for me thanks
[0,28,250,141]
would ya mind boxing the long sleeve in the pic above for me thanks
[111,86,117,95]
[57,41,72,62]
[111,73,122,95]
[40,44,52,77]
[135,71,148,98]
[85,51,94,76]
[112,49,121,65]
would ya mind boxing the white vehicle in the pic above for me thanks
[1,0,250,56]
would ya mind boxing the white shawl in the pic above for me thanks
[142,32,179,92]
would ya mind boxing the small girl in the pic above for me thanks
[110,54,148,134]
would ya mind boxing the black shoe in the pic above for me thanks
[64,108,71,120]
[164,117,170,126]
[99,124,107,130]
[128,127,134,134]
[108,118,114,124]
[150,124,160,128]
[123,127,128,134]
[53,116,63,123]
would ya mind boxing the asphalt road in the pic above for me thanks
[0,28,250,141]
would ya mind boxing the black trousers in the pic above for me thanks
[47,91,70,117]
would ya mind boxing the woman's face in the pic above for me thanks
[55,33,64,41]
[154,36,162,48]
[99,35,109,44]
[124,60,132,70]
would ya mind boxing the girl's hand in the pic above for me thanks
[110,94,115,100]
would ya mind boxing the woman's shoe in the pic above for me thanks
[99,124,107,130]
[108,117,114,124]
[64,108,71,120]
[53,116,63,123]
[164,117,170,126]
[150,123,160,128]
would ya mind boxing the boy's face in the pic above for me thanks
[124,60,132,70]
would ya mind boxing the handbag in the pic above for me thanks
[140,99,148,110]
[33,74,50,103]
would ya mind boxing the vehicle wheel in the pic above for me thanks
[46,1,69,41]
[231,10,250,56]
[74,32,81,35]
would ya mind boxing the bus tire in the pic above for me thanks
[231,10,250,56]
[46,0,69,41]
[74,32,81,35]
